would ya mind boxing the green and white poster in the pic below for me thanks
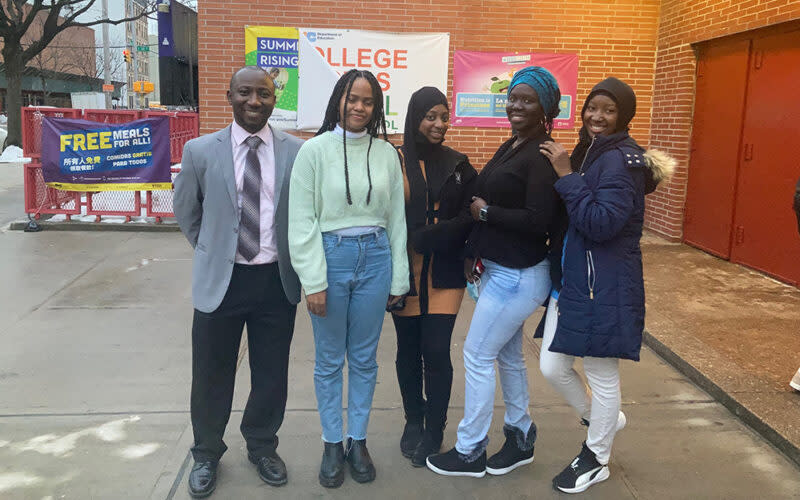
[245,26,299,129]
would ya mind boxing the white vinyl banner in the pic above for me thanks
[297,28,450,133]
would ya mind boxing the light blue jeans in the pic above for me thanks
[455,259,550,456]
[311,229,392,443]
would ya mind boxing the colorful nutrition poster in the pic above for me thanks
[41,117,171,191]
[296,28,450,133]
[245,26,299,129]
[452,51,579,129]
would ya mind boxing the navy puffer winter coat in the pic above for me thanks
[548,132,672,361]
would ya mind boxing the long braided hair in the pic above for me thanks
[316,69,389,205]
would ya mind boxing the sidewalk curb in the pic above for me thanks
[8,220,181,232]
[643,329,800,469]
[148,421,193,500]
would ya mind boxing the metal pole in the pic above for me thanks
[127,0,139,109]
[132,45,139,109]
[185,10,194,107]
[102,0,111,108]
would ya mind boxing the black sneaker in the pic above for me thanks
[426,447,486,478]
[410,431,442,468]
[552,442,610,493]
[486,424,535,475]
[400,419,424,458]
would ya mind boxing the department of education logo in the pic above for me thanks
[305,31,317,42]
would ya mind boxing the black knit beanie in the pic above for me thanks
[581,77,636,132]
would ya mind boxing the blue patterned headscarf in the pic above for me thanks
[508,66,561,125]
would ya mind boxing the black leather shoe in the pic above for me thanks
[248,451,287,486]
[188,460,217,498]
[346,438,376,483]
[400,420,424,458]
[319,441,345,488]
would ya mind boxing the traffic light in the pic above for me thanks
[123,49,132,64]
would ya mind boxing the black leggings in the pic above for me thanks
[392,314,457,435]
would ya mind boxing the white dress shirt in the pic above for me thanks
[230,121,278,264]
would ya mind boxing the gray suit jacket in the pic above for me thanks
[173,125,303,312]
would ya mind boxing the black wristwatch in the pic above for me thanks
[479,206,489,222]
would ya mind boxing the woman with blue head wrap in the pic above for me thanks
[506,65,562,134]
[427,67,566,478]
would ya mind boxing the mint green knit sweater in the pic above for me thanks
[288,131,409,296]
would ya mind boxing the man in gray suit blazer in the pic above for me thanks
[173,66,303,498]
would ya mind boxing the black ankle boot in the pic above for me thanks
[346,438,376,483]
[411,429,443,468]
[319,441,345,488]
[400,418,424,458]
[486,423,536,476]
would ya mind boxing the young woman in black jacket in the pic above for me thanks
[427,66,562,478]
[392,87,477,467]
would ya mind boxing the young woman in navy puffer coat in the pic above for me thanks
[539,77,674,494]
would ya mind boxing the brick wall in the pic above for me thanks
[196,1,800,240]
[647,0,800,239]
[198,0,660,161]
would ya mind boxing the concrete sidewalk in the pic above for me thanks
[641,232,800,468]
[0,228,798,499]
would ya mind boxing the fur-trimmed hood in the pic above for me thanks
[575,130,676,195]
[642,148,676,194]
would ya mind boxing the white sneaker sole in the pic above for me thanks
[557,465,610,494]
[486,455,534,475]
[791,379,800,391]
[426,457,486,478]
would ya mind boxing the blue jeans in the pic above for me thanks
[455,259,550,455]
[311,229,392,443]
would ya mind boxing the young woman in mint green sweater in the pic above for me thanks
[288,69,409,488]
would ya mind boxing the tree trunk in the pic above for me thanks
[4,53,25,148]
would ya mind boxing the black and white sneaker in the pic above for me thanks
[426,447,486,478]
[486,424,535,475]
[552,442,610,493]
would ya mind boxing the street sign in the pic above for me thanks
[136,45,150,52]
[102,84,115,92]
[133,81,155,93]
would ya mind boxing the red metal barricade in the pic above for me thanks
[140,111,198,163]
[21,107,82,162]
[82,109,140,124]
[24,162,81,219]
[21,107,198,222]
[146,166,182,222]
[86,191,143,222]
[72,109,148,221]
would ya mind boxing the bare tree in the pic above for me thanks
[66,37,124,82]
[0,0,156,146]
[26,13,93,106]
[93,45,124,84]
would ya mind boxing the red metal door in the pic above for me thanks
[683,39,751,258]
[730,29,800,285]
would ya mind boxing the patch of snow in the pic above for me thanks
[0,472,42,493]
[117,443,161,459]
[0,145,30,164]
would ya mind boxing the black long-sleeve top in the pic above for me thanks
[466,133,560,269]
